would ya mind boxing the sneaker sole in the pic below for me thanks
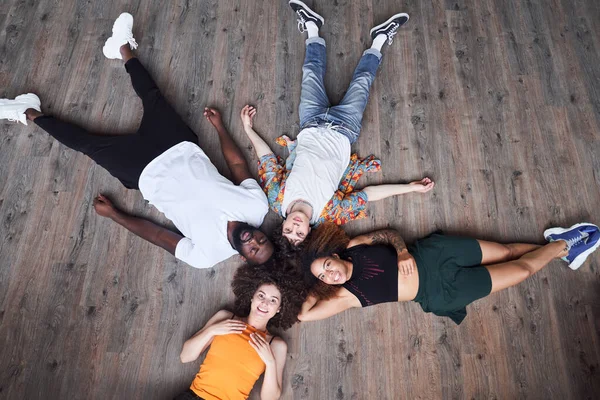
[568,239,600,270]
[370,13,410,37]
[289,0,325,25]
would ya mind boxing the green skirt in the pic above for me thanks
[410,233,492,325]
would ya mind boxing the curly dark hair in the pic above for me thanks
[300,223,351,300]
[270,224,311,259]
[231,256,306,331]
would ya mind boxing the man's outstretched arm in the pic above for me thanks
[204,107,253,185]
[93,194,183,255]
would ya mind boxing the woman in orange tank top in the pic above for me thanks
[174,263,304,400]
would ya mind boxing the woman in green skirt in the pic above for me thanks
[298,222,599,324]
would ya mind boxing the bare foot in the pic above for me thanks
[119,44,134,62]
[25,108,43,121]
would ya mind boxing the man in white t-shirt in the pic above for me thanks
[1,13,274,268]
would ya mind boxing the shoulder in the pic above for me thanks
[269,336,287,349]
[333,287,362,308]
[212,309,234,321]
[238,177,261,191]
[269,337,288,357]
[347,236,371,248]
[335,285,363,308]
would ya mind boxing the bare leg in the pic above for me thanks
[485,240,568,293]
[478,240,542,265]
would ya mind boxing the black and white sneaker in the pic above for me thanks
[289,0,325,33]
[370,13,410,45]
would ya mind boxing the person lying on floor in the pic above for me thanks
[0,13,274,269]
[298,222,599,324]
[241,1,434,250]
[176,262,304,400]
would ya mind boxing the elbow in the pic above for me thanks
[179,346,197,363]
[180,354,198,363]
[298,312,316,322]
[261,389,281,400]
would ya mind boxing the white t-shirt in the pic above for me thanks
[281,127,351,224]
[138,141,269,269]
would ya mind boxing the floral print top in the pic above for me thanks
[257,135,381,225]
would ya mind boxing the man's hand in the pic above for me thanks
[240,104,256,130]
[93,194,117,219]
[397,250,416,276]
[409,177,435,193]
[204,107,224,128]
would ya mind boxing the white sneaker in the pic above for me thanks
[102,12,138,60]
[0,93,41,125]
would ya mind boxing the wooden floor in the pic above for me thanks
[1,0,599,398]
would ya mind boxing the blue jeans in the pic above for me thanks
[298,37,382,144]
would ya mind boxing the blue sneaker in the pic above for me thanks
[544,223,600,270]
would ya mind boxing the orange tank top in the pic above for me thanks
[190,323,267,400]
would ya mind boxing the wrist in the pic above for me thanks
[109,208,122,221]
[211,120,225,129]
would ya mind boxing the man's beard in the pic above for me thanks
[231,222,256,251]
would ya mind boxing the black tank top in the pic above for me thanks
[341,244,398,307]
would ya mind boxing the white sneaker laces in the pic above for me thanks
[296,12,307,33]
[386,23,400,45]
[127,36,138,50]
[564,231,588,250]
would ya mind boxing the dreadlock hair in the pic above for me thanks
[300,223,351,300]
[231,256,306,331]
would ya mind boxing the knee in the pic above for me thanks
[497,244,514,261]
[353,72,375,86]
[513,259,535,278]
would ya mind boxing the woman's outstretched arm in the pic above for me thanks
[362,177,434,201]
[180,310,246,363]
[298,290,361,322]
[241,105,274,158]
